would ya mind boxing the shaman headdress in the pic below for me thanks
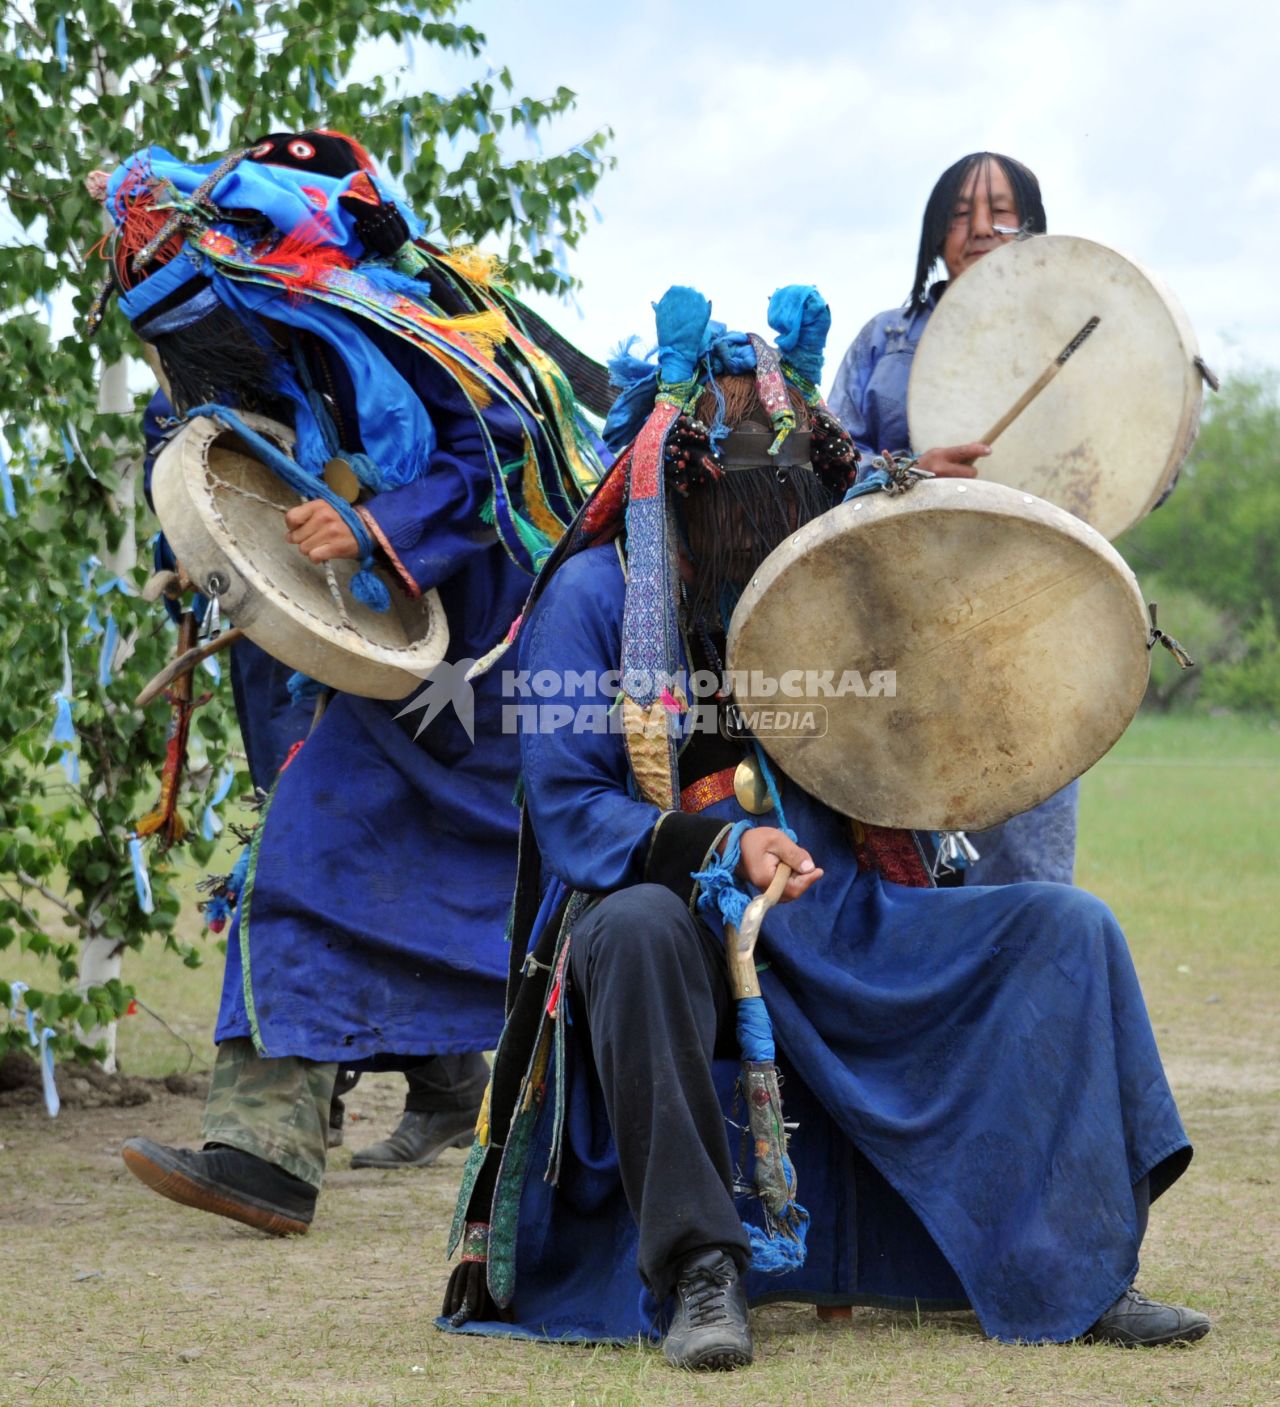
[91,131,602,575]
[520,283,858,809]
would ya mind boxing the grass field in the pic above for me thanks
[3,712,1278,1406]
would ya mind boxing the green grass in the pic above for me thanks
[2,714,1277,1406]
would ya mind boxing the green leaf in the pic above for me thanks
[0,0,611,1028]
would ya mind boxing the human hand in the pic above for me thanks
[917,442,990,478]
[735,826,823,902]
[284,500,360,562]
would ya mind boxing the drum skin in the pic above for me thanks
[151,414,449,700]
[908,234,1203,540]
[726,479,1150,832]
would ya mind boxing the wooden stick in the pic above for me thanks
[980,315,1101,446]
[134,627,245,708]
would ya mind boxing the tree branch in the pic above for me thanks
[13,870,92,931]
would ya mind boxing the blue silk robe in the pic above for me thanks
[448,544,1190,1345]
[212,341,543,1064]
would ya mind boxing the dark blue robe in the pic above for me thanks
[213,346,541,1064]
[448,544,1191,1345]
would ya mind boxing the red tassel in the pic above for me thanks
[253,217,354,298]
[111,164,184,290]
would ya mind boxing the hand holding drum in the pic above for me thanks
[908,235,1206,538]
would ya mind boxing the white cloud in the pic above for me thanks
[441,0,1278,378]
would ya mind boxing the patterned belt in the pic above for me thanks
[680,767,737,814]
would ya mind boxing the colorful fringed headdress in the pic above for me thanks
[90,131,603,576]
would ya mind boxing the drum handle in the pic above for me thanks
[183,404,392,613]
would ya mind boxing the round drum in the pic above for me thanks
[908,234,1203,540]
[151,413,449,700]
[726,479,1150,832]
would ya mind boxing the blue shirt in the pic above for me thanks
[827,287,942,465]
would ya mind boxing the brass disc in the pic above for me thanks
[323,456,361,504]
[734,756,774,815]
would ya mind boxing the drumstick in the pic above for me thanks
[980,315,1101,446]
[134,627,245,708]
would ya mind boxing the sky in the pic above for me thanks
[404,0,1278,393]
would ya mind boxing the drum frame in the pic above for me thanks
[151,413,449,701]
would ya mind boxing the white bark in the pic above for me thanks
[76,352,134,1071]
[77,930,122,1073]
[76,67,134,1066]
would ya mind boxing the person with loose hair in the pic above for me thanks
[830,151,1046,477]
[829,153,1075,888]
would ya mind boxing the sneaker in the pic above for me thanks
[662,1248,753,1371]
[348,1108,477,1170]
[121,1137,316,1236]
[1083,1286,1211,1347]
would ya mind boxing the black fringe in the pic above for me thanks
[149,304,278,416]
[679,464,834,628]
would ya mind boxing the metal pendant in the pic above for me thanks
[734,756,775,815]
[323,456,361,503]
[932,830,981,878]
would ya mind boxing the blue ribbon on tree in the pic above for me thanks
[200,767,236,841]
[128,836,154,915]
[0,438,16,516]
[97,616,119,688]
[51,635,79,784]
[7,981,60,1117]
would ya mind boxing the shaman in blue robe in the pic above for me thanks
[827,292,1079,886]
[446,543,1191,1346]
[212,335,544,1065]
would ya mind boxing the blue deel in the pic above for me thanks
[826,290,1079,886]
[445,544,1190,1346]
[213,333,548,1063]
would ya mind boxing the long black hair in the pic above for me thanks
[908,152,1046,309]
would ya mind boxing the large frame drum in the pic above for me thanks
[727,479,1151,832]
[908,234,1204,540]
[151,413,449,700]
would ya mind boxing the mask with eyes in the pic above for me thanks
[248,129,409,258]
[246,129,377,179]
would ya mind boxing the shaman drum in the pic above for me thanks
[726,478,1150,832]
[908,234,1205,540]
[151,413,449,700]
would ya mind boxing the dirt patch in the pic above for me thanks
[0,1049,207,1111]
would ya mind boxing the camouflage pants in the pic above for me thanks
[202,1039,335,1190]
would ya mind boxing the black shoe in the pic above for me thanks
[1083,1287,1211,1347]
[348,1107,477,1169]
[121,1137,316,1236]
[662,1248,753,1371]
